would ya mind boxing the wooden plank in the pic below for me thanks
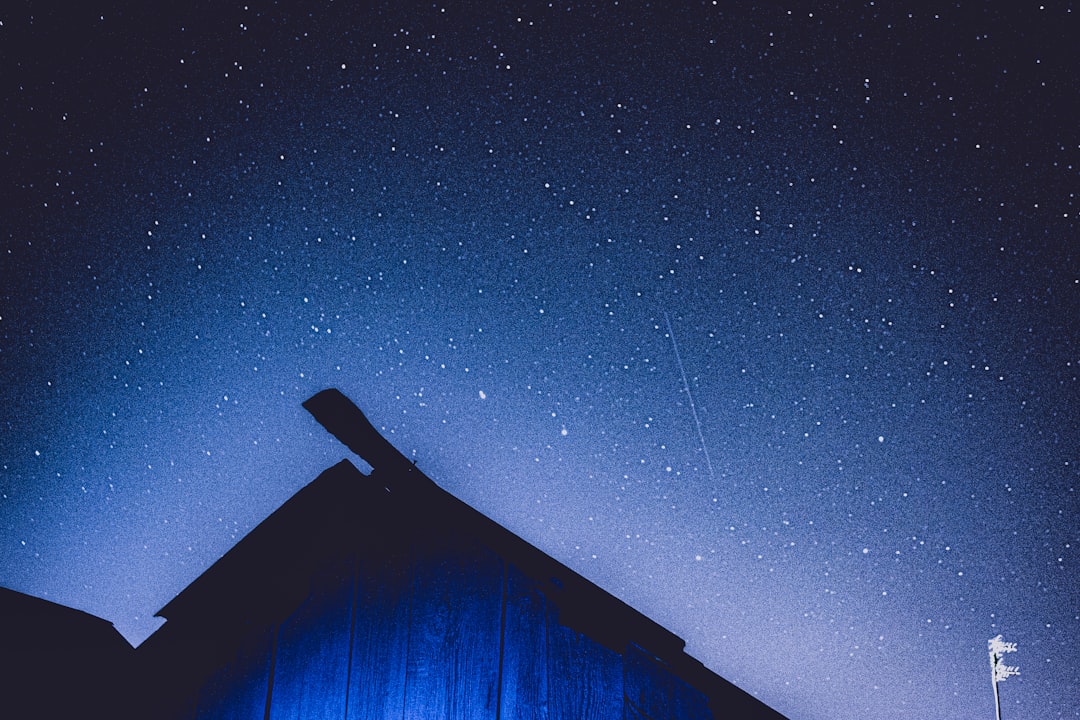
[623,644,712,720]
[265,559,355,719]
[345,540,412,720]
[403,529,503,720]
[547,609,624,720]
[623,643,658,720]
[193,627,274,719]
[498,564,549,720]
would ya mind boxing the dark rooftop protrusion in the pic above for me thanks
[133,389,788,719]
[303,389,415,474]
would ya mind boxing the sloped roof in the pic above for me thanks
[1,585,132,654]
[1,586,134,716]
[145,389,785,719]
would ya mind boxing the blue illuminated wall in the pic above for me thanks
[134,391,786,719]
[136,457,783,719]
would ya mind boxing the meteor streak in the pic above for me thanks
[664,311,715,482]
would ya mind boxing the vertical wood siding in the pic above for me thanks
[499,564,550,720]
[346,543,411,720]
[184,529,716,720]
[625,644,712,720]
[403,529,503,720]
[266,559,354,719]
[547,610,625,720]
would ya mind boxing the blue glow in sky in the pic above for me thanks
[2,3,1077,719]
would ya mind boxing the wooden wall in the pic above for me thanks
[137,404,785,720]
[187,521,714,720]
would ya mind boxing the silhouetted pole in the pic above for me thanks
[987,635,1019,720]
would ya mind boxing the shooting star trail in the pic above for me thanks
[664,311,716,482]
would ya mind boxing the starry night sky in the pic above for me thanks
[2,2,1077,718]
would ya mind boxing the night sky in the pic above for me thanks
[2,2,1077,718]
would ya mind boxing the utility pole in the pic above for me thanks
[988,635,1020,720]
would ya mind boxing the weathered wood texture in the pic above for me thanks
[170,465,728,720]
[346,539,412,720]
[548,606,625,720]
[182,536,726,720]
[266,559,354,719]
[625,643,712,720]
[499,564,550,720]
[403,527,504,720]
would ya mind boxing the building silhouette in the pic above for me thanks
[0,586,133,717]
[3,389,788,719]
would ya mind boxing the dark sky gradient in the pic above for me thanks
[2,3,1077,718]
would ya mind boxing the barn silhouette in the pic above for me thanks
[4,389,788,719]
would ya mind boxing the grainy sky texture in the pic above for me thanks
[2,3,1077,718]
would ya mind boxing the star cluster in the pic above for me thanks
[1,3,1077,719]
